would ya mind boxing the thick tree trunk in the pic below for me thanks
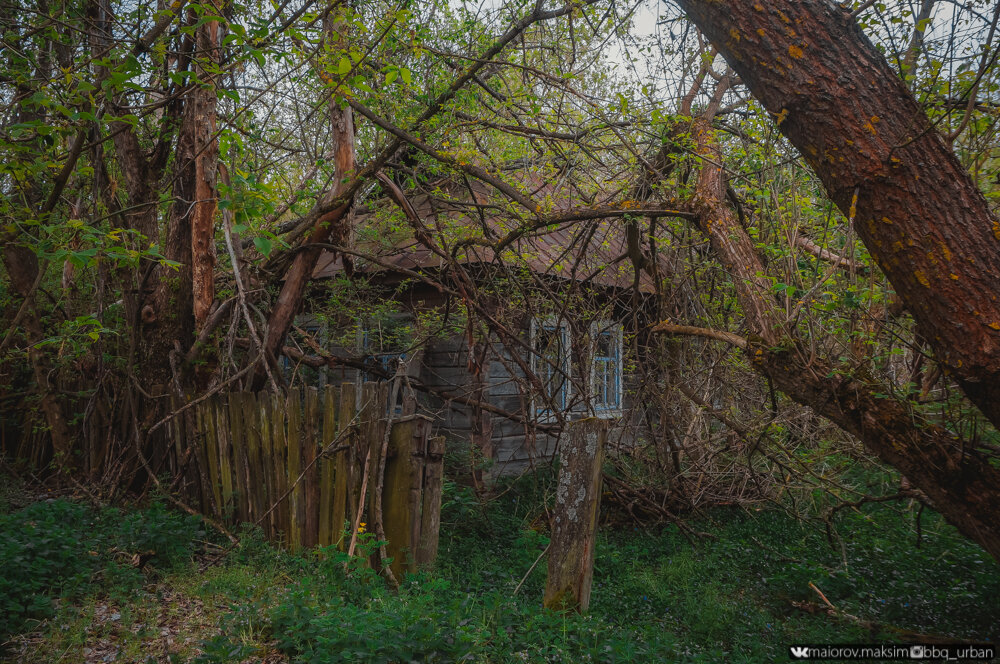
[145,4,223,390]
[675,0,1000,430]
[2,247,74,461]
[672,73,1000,560]
[751,344,1000,562]
[186,6,221,331]
[254,13,356,389]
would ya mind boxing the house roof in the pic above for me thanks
[311,176,666,294]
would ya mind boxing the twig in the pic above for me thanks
[254,416,359,526]
[514,542,550,595]
[222,202,279,392]
[809,581,836,610]
[372,370,403,590]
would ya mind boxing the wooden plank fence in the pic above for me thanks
[167,383,444,567]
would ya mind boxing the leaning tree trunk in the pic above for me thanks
[675,0,1000,431]
[675,99,1000,561]
[658,5,1000,559]
[254,10,356,389]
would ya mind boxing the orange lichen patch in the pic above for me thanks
[807,145,818,155]
[863,121,877,135]
[950,274,960,280]
[992,220,1000,241]
[788,44,804,59]
[990,322,1000,330]
[940,243,952,261]
[729,27,741,41]
[880,216,893,225]
[753,1,764,10]
[757,28,766,36]
[892,241,904,251]
[774,108,789,125]
[777,10,791,23]
[870,115,880,124]
[914,270,930,287]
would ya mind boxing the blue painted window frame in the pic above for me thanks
[530,317,571,421]
[590,322,623,415]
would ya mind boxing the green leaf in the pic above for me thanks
[253,236,273,256]
[400,67,412,85]
[338,57,352,76]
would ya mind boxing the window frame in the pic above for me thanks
[356,317,411,415]
[529,316,572,422]
[281,316,328,389]
[589,321,623,417]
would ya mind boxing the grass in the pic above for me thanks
[1,470,997,663]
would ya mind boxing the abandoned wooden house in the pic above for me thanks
[280,180,668,479]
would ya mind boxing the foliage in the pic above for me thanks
[187,470,998,664]
[0,498,203,643]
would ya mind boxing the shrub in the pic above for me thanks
[0,498,203,642]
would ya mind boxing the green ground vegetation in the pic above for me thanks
[1,469,996,663]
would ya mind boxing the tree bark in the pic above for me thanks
[186,5,221,331]
[1,248,74,461]
[675,0,1000,430]
[254,11,356,389]
[667,67,1000,559]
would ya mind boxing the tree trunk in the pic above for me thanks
[1,247,74,462]
[669,69,1000,560]
[675,0,1000,431]
[254,12,356,389]
[187,4,221,331]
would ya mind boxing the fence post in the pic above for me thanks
[417,434,445,569]
[543,418,607,613]
[383,418,417,579]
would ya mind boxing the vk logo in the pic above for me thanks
[789,646,811,659]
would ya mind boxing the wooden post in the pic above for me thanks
[258,393,275,539]
[198,399,224,518]
[270,392,289,544]
[332,382,355,549]
[303,387,320,548]
[543,418,607,613]
[214,397,234,522]
[417,434,445,569]
[228,393,249,523]
[286,390,303,551]
[243,392,264,526]
[318,387,339,547]
[191,397,216,517]
[383,418,417,579]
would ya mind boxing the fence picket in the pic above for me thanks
[318,388,338,547]
[175,385,438,561]
[286,390,303,551]
[333,382,355,549]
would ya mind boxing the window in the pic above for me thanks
[281,317,328,389]
[359,326,407,382]
[590,322,623,415]
[530,318,571,420]
[357,316,413,414]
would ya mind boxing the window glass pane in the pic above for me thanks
[593,327,621,411]
[534,323,567,412]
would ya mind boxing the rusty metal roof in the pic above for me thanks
[311,177,663,293]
